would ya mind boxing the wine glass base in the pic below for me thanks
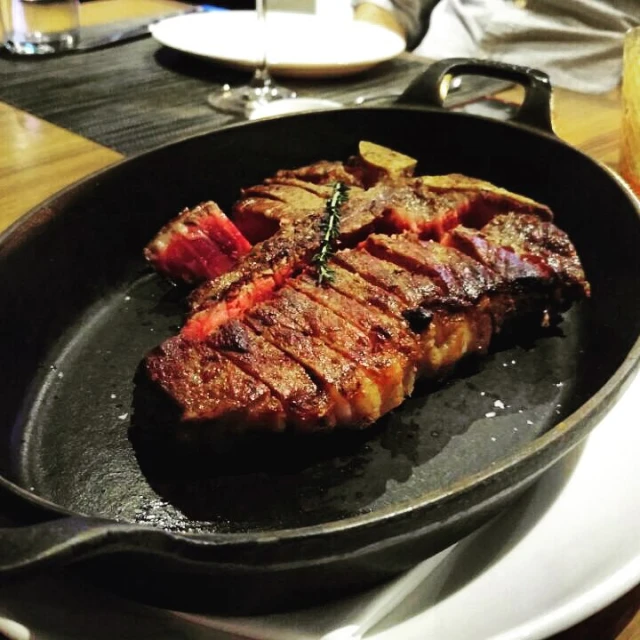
[208,83,297,117]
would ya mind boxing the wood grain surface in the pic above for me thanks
[0,1,638,637]
[0,102,121,233]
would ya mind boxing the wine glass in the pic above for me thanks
[207,0,296,117]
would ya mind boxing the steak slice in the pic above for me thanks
[233,141,417,242]
[272,160,367,189]
[443,214,590,303]
[292,274,419,395]
[363,234,502,306]
[245,302,383,427]
[292,273,417,356]
[210,321,333,431]
[144,201,251,284]
[418,175,552,224]
[145,336,285,433]
[233,180,332,244]
[322,263,411,321]
[481,213,590,298]
[334,241,496,376]
[184,213,329,340]
[334,248,444,308]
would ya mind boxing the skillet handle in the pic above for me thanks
[397,57,554,135]
[0,516,174,578]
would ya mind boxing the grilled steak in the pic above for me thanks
[142,144,589,437]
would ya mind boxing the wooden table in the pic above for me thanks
[0,1,638,638]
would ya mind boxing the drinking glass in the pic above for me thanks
[0,0,79,55]
[620,26,640,195]
[207,0,296,117]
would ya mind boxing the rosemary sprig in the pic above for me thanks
[312,181,349,285]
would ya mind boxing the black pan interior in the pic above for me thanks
[1,108,639,534]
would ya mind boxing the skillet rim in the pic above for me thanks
[1,105,639,547]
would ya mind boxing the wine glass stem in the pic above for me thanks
[250,0,272,90]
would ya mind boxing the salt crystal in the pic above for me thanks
[485,411,496,418]
[118,413,128,420]
[494,400,505,409]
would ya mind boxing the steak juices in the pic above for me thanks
[142,143,589,438]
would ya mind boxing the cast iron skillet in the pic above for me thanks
[0,59,639,614]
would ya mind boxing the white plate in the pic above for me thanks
[149,11,406,79]
[1,370,639,640]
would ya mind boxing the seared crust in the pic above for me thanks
[269,287,412,414]
[145,336,285,431]
[246,304,382,427]
[333,249,443,308]
[293,273,417,357]
[210,321,333,431]
[481,213,590,298]
[363,234,502,306]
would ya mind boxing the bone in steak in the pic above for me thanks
[143,144,589,436]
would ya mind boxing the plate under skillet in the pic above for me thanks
[16,265,587,534]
